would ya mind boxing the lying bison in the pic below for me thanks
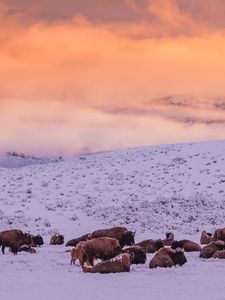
[213,228,225,242]
[149,247,187,269]
[212,250,225,259]
[30,234,44,247]
[50,234,64,245]
[135,239,163,253]
[77,237,122,266]
[18,246,37,254]
[83,253,131,274]
[162,232,174,246]
[66,227,135,248]
[200,241,225,259]
[200,231,213,245]
[123,246,146,264]
[0,229,32,254]
[171,240,201,252]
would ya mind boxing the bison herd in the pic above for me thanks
[2,226,225,274]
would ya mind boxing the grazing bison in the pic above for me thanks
[123,246,146,264]
[212,250,225,259]
[66,248,84,266]
[162,232,174,246]
[135,239,163,253]
[66,233,90,247]
[149,247,187,269]
[66,227,135,248]
[50,234,64,245]
[0,229,32,254]
[90,227,135,248]
[213,228,225,242]
[30,234,44,247]
[200,231,213,245]
[78,237,122,266]
[83,253,131,274]
[200,241,225,259]
[171,240,201,252]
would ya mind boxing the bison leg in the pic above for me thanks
[11,246,18,255]
[2,245,6,255]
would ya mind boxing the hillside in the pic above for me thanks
[1,140,225,300]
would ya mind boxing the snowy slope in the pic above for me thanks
[1,140,225,300]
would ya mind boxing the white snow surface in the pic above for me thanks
[1,140,225,300]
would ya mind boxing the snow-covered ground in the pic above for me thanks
[1,140,225,300]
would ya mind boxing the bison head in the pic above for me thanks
[34,235,44,246]
[171,240,183,250]
[123,246,146,264]
[169,248,187,266]
[155,239,164,251]
[23,233,32,245]
[121,231,135,247]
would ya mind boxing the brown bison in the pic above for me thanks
[199,241,225,259]
[123,246,146,264]
[171,240,201,252]
[212,250,225,259]
[135,239,163,253]
[162,232,174,246]
[66,248,84,265]
[213,228,225,242]
[200,231,213,245]
[77,237,122,266]
[50,234,64,245]
[0,229,32,254]
[149,247,187,269]
[66,227,135,248]
[83,253,131,274]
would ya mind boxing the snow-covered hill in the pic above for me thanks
[1,140,225,300]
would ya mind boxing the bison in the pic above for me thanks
[199,241,225,259]
[50,234,64,245]
[30,234,44,247]
[66,248,84,266]
[149,247,187,269]
[212,250,225,259]
[18,246,37,254]
[66,227,135,248]
[200,231,213,245]
[162,232,174,246]
[213,228,225,242]
[0,229,32,254]
[171,240,201,252]
[123,246,146,264]
[83,253,131,274]
[77,237,122,266]
[135,239,163,253]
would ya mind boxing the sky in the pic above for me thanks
[1,0,225,156]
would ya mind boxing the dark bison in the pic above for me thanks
[50,234,64,245]
[66,233,90,247]
[66,227,135,248]
[149,247,187,269]
[199,241,225,259]
[135,239,163,253]
[30,234,44,247]
[0,229,32,254]
[123,246,146,264]
[171,240,201,252]
[77,237,122,266]
[213,228,225,242]
[162,232,174,246]
[83,253,131,274]
[200,231,213,245]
